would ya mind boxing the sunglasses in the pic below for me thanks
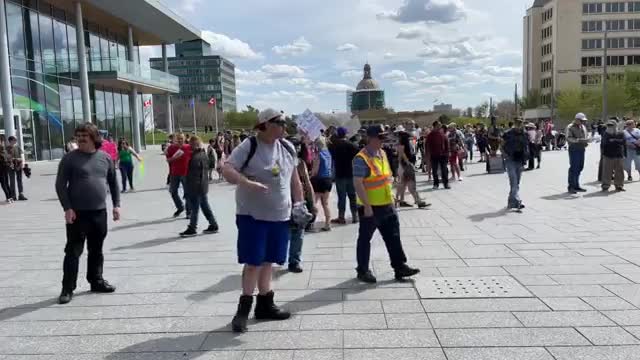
[268,117,286,126]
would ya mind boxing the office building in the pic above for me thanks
[150,39,236,131]
[0,0,200,160]
[523,0,640,105]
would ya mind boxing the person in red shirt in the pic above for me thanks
[426,120,450,190]
[166,133,192,217]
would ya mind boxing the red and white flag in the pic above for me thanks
[143,99,152,108]
[208,97,216,106]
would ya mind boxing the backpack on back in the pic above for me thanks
[240,136,296,172]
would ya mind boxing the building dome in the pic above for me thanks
[356,63,380,90]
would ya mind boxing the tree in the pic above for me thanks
[556,89,584,122]
[520,88,541,109]
[474,102,489,118]
[495,100,516,120]
[438,114,451,124]
[464,107,473,118]
[624,70,640,114]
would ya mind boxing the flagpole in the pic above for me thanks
[151,107,155,146]
[192,96,197,136]
[215,104,219,135]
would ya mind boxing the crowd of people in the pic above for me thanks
[0,135,28,203]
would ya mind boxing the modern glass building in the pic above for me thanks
[0,0,201,160]
[149,39,236,131]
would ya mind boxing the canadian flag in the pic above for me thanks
[143,99,152,108]
[208,97,216,106]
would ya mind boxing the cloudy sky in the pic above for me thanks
[148,0,533,114]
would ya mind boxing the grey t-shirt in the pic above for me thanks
[227,137,297,222]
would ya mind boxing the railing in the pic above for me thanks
[88,57,179,90]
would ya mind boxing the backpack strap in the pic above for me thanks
[240,136,258,172]
[278,138,296,159]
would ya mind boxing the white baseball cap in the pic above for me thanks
[256,108,284,128]
[575,113,588,121]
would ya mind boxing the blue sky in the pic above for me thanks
[146,0,532,114]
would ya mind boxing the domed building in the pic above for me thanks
[350,63,386,113]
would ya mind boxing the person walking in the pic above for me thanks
[526,123,537,171]
[601,120,626,192]
[55,123,120,304]
[395,130,429,208]
[502,119,529,211]
[426,120,450,190]
[179,136,219,237]
[567,113,590,194]
[447,123,464,181]
[310,136,333,231]
[623,119,640,181]
[463,124,475,163]
[166,133,192,217]
[206,138,218,182]
[0,143,12,203]
[6,136,27,201]
[353,125,420,284]
[329,127,359,225]
[223,108,306,333]
[117,140,141,193]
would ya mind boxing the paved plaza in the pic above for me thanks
[3,146,640,359]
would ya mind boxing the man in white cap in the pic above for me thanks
[223,108,307,333]
[567,113,590,194]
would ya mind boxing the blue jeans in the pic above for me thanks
[119,162,134,191]
[288,226,304,266]
[568,146,586,189]
[169,175,189,212]
[356,205,407,273]
[187,193,217,230]
[335,177,357,220]
[505,159,523,208]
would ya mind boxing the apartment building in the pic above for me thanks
[523,0,640,104]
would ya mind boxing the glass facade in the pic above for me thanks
[3,0,143,160]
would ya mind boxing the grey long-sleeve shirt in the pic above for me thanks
[55,150,120,211]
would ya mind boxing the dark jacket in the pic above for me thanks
[502,128,529,162]
[426,130,449,157]
[601,132,626,158]
[186,148,209,195]
[329,138,359,179]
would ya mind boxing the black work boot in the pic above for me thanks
[394,264,420,281]
[58,289,73,304]
[254,291,290,321]
[231,295,253,333]
[90,279,116,293]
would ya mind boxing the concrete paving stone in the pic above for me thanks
[511,275,558,286]
[169,316,302,332]
[513,310,615,327]
[0,318,178,336]
[243,350,294,360]
[544,249,583,257]
[342,300,383,314]
[582,296,637,310]
[504,265,614,275]
[508,243,568,250]
[435,327,591,347]
[310,269,357,278]
[444,347,555,360]
[299,314,386,330]
[0,353,246,360]
[577,249,614,256]
[549,274,632,285]
[344,348,446,360]
[577,326,640,345]
[342,288,418,300]
[540,297,594,311]
[548,345,640,360]
[182,302,240,317]
[428,312,522,328]
[603,310,640,326]
[282,301,343,315]
[463,258,529,266]
[1,303,191,322]
[201,330,343,350]
[526,285,614,297]
[381,300,424,314]
[385,313,432,329]
[437,266,507,276]
[293,349,344,360]
[622,326,640,339]
[275,290,343,302]
[343,329,439,348]
[603,285,640,307]
[516,250,551,258]
[526,256,629,266]
[421,298,549,312]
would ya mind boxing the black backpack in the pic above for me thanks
[241,136,296,172]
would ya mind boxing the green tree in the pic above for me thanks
[520,88,541,109]
[474,102,489,118]
[556,89,584,122]
[624,70,640,114]
[438,114,451,124]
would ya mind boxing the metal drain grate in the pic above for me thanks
[415,276,533,299]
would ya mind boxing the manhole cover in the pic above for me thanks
[415,276,533,299]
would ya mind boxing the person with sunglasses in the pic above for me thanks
[352,125,420,284]
[223,108,305,333]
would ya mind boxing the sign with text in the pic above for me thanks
[296,109,326,140]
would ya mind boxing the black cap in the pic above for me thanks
[366,125,387,138]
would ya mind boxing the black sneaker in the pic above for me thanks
[616,187,626,192]
[17,194,27,201]
[173,208,184,218]
[568,187,578,194]
[398,201,413,208]
[58,289,73,304]
[357,270,377,284]
[576,187,587,193]
[203,224,219,234]
[417,202,431,209]
[180,227,197,237]
[90,280,116,293]
[394,264,420,280]
[288,263,303,273]
[444,184,451,190]
[432,185,439,190]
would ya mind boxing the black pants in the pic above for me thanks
[431,155,449,187]
[0,166,10,200]
[62,209,108,291]
[356,205,408,273]
[8,168,23,198]
[119,162,134,191]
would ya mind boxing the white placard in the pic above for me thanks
[296,109,326,140]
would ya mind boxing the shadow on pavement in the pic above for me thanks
[186,270,289,302]
[0,297,61,321]
[541,193,579,201]
[104,279,376,359]
[111,218,180,232]
[111,236,182,251]
[468,208,508,222]
[583,190,615,198]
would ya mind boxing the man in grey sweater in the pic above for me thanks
[55,123,121,304]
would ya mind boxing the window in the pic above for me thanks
[610,73,625,82]
[581,74,602,85]
[630,1,640,11]
[541,60,553,72]
[541,77,553,89]
[584,2,604,13]
[542,8,553,22]
[627,55,640,64]
[607,55,625,65]
[583,20,603,32]
[542,26,553,39]
[607,19,626,31]
[541,43,552,56]
[608,37,626,48]
[629,19,640,29]
[629,37,640,47]
[605,2,626,12]
[581,56,603,67]
[582,38,603,49]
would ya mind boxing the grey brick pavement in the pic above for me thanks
[2,146,640,359]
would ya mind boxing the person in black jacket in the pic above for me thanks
[180,135,219,237]
[601,120,626,192]
[329,127,360,224]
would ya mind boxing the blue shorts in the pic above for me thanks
[236,215,290,266]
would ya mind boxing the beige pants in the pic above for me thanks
[602,156,625,189]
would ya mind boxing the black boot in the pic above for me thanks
[58,289,73,304]
[254,291,290,321]
[231,295,253,333]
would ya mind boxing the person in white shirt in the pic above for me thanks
[623,119,640,181]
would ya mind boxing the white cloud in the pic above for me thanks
[393,80,421,88]
[379,0,466,24]
[483,65,521,77]
[180,0,203,13]
[417,42,488,62]
[289,78,313,86]
[272,37,312,57]
[315,82,353,93]
[235,69,272,87]
[257,90,317,101]
[413,74,458,84]
[384,52,395,59]
[202,31,262,60]
[396,26,426,40]
[341,70,361,78]
[336,43,358,52]
[381,70,408,81]
[261,64,305,78]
